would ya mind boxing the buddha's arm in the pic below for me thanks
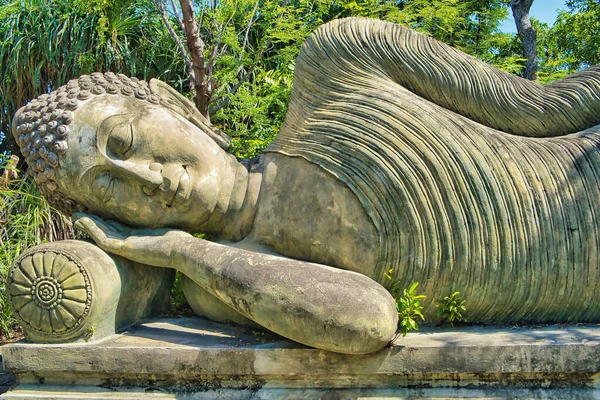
[73,214,398,355]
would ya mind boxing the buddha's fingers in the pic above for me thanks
[73,214,183,267]
[103,218,192,238]
[73,214,126,252]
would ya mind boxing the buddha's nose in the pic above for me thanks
[121,161,164,194]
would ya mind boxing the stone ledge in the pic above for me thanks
[3,385,600,399]
[3,318,600,398]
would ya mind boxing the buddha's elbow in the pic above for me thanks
[311,286,399,355]
[342,291,399,355]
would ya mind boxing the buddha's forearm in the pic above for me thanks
[171,237,398,354]
[70,218,397,353]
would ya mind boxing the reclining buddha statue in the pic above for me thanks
[7,17,600,354]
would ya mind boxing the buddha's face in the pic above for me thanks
[55,95,231,229]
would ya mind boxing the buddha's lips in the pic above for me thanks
[168,166,190,206]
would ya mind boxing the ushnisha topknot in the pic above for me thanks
[12,72,162,196]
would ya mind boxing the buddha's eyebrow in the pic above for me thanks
[96,113,136,155]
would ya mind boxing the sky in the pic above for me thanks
[499,0,567,33]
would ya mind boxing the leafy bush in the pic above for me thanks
[396,282,427,337]
[385,270,426,337]
[0,0,188,157]
[168,271,193,316]
[0,162,74,339]
[436,291,467,326]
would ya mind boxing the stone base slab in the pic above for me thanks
[4,385,600,399]
[3,318,600,399]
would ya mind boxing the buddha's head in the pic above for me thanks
[12,72,236,229]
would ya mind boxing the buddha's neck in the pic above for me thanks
[199,155,263,241]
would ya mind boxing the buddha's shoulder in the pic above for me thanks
[250,152,379,276]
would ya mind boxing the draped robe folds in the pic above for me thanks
[265,18,600,323]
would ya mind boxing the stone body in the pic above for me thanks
[269,18,600,323]
[8,18,600,353]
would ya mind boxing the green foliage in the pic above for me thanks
[4,0,592,159]
[0,165,75,339]
[385,270,426,337]
[396,282,427,337]
[479,28,526,75]
[494,2,600,82]
[216,63,294,158]
[201,0,520,156]
[169,234,209,315]
[531,19,577,84]
[394,0,509,57]
[199,0,316,156]
[436,291,467,326]
[169,271,188,314]
[2,0,597,159]
[0,284,17,340]
[551,0,600,70]
[0,0,187,156]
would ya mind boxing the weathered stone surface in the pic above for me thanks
[0,354,16,397]
[6,240,173,343]
[9,17,600,353]
[270,18,600,322]
[3,318,600,399]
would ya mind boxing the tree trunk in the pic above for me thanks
[153,0,194,93]
[511,0,538,81]
[179,0,211,119]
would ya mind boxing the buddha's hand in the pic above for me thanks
[72,212,192,268]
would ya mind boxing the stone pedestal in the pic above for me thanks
[3,318,600,399]
[5,240,174,344]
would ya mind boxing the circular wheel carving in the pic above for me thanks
[7,249,92,335]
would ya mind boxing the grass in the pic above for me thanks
[0,168,74,340]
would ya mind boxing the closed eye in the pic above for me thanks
[122,123,134,156]
[102,114,135,159]
[95,173,118,203]
[103,177,117,203]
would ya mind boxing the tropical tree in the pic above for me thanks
[551,0,600,70]
[535,19,577,84]
[0,0,186,159]
[510,0,538,80]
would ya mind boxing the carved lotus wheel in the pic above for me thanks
[7,250,92,335]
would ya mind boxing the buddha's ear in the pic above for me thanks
[149,78,197,120]
[149,78,231,151]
